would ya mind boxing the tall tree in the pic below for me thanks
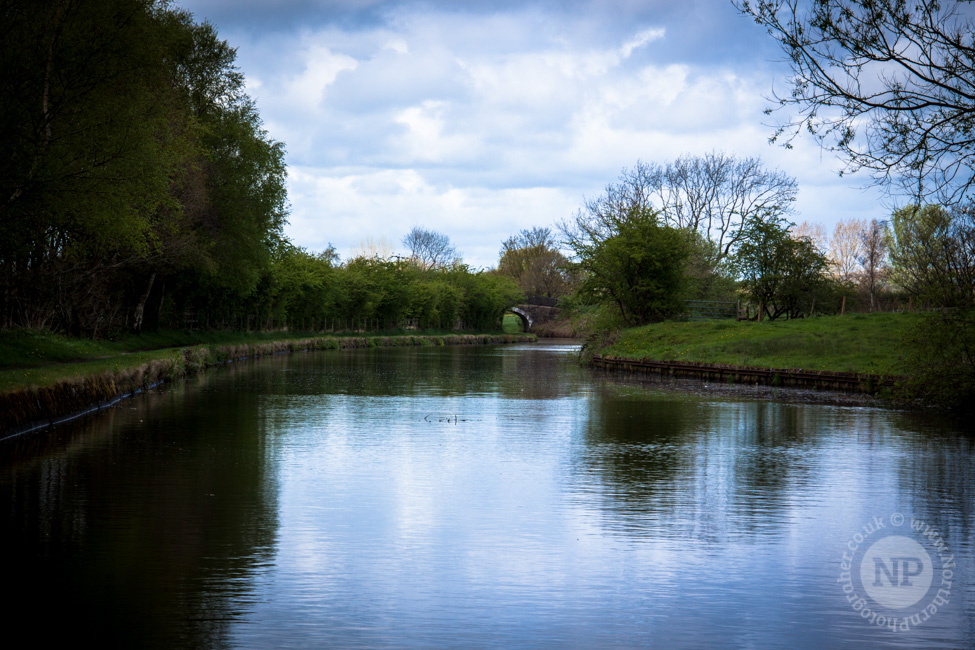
[564,153,797,268]
[402,227,459,269]
[0,0,194,332]
[886,205,956,300]
[497,227,574,298]
[734,218,831,320]
[857,219,889,311]
[737,0,975,405]
[886,204,975,407]
[828,219,866,283]
[0,2,289,334]
[569,207,691,326]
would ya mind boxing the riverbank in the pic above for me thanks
[0,331,535,438]
[594,312,916,394]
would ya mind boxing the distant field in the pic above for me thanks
[599,312,920,376]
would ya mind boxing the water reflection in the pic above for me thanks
[0,369,279,648]
[0,343,972,649]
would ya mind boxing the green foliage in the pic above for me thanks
[886,204,964,305]
[733,218,832,320]
[885,204,975,409]
[0,2,525,340]
[899,310,975,411]
[0,1,288,336]
[452,270,523,331]
[682,229,738,301]
[571,207,691,326]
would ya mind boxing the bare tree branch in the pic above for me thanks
[736,0,975,205]
[560,153,797,268]
[402,226,459,269]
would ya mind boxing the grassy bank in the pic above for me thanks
[0,331,536,436]
[0,328,534,393]
[598,312,919,376]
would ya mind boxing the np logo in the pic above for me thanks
[861,536,933,609]
[838,513,954,633]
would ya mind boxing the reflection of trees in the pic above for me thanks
[261,345,589,402]
[0,374,278,648]
[576,388,819,542]
[891,411,975,551]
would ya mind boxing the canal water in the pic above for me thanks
[1,341,972,648]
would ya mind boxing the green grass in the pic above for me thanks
[502,313,525,334]
[0,328,317,369]
[0,349,188,393]
[0,329,315,392]
[599,312,920,375]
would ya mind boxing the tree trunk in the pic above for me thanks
[133,273,156,333]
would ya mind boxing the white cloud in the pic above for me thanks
[620,27,666,58]
[284,43,358,111]
[206,2,891,268]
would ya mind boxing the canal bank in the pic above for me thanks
[0,333,535,440]
[591,354,901,394]
[588,312,918,398]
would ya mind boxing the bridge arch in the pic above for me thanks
[509,307,533,331]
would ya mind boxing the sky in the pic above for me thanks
[174,0,891,268]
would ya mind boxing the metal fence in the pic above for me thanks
[685,300,739,321]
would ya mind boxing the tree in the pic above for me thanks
[451,270,523,331]
[497,227,575,298]
[565,153,797,268]
[737,0,975,405]
[349,236,395,261]
[0,0,194,332]
[734,218,831,320]
[0,2,290,334]
[402,227,459,269]
[736,0,975,205]
[858,219,889,311]
[887,204,959,301]
[828,219,866,283]
[793,221,828,252]
[152,12,288,331]
[569,207,691,326]
[886,203,975,407]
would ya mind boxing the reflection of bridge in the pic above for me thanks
[510,296,560,331]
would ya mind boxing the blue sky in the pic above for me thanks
[175,0,890,267]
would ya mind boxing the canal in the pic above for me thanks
[1,341,972,648]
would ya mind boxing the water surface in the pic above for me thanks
[2,342,972,648]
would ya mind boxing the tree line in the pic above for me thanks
[543,152,974,328]
[256,242,520,332]
[0,1,520,336]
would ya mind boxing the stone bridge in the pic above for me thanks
[509,296,560,331]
